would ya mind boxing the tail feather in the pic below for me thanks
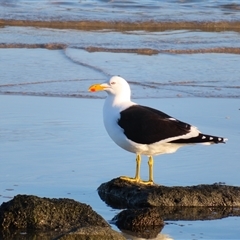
[170,133,227,144]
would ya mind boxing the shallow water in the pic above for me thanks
[0,47,240,99]
[1,95,240,239]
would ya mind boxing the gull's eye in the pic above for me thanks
[110,82,116,85]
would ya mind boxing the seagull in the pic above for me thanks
[88,76,227,185]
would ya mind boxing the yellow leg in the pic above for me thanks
[120,154,141,182]
[134,154,141,180]
[148,156,154,184]
[120,154,154,185]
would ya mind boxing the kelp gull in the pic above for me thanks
[88,76,227,185]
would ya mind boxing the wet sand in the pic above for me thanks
[1,19,240,32]
[1,44,240,55]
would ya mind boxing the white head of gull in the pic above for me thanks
[89,76,227,185]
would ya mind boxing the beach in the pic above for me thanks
[1,1,240,239]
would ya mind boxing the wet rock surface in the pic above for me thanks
[0,194,108,231]
[98,178,240,208]
[0,195,125,240]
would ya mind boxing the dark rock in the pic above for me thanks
[98,178,240,208]
[0,195,125,240]
[98,178,240,239]
[112,207,164,239]
[111,206,240,239]
[0,195,108,231]
[113,207,164,229]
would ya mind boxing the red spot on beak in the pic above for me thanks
[91,88,95,92]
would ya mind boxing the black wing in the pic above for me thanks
[118,105,191,144]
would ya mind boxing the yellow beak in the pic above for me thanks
[88,83,105,92]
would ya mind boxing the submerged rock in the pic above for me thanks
[56,226,125,240]
[0,195,125,240]
[98,178,240,208]
[112,207,164,239]
[112,206,240,238]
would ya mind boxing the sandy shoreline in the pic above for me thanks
[1,19,240,32]
[1,43,240,55]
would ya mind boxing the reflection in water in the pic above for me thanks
[159,206,240,221]
[120,227,164,239]
[122,230,174,240]
[0,229,61,240]
[112,207,164,239]
[112,206,240,239]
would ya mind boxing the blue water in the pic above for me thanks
[0,47,239,98]
[1,1,240,239]
[1,95,239,239]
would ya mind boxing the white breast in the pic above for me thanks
[103,96,138,153]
